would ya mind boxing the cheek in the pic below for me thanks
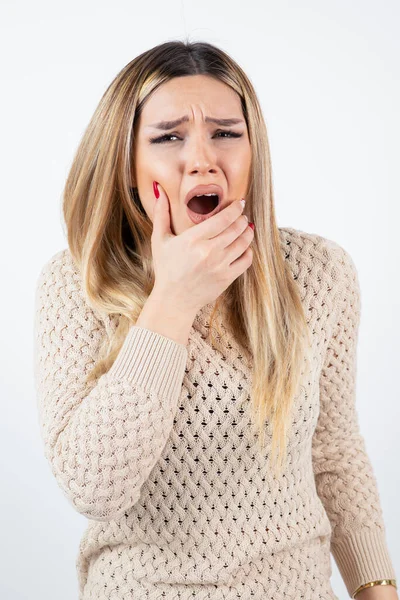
[135,148,164,192]
[140,148,176,183]
[227,154,251,184]
[221,141,251,171]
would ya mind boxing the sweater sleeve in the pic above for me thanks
[311,242,397,598]
[33,250,188,522]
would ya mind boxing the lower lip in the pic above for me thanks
[186,201,221,224]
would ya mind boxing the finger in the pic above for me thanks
[151,182,173,240]
[189,198,246,241]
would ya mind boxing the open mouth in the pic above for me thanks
[187,193,220,215]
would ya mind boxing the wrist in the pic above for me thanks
[150,287,197,321]
[135,289,196,348]
[353,580,398,599]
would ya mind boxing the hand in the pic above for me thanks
[151,183,254,315]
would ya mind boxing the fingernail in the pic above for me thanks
[248,222,255,231]
[240,198,246,208]
[153,181,160,200]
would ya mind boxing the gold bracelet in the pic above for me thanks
[352,579,397,598]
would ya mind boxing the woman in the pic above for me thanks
[33,40,397,599]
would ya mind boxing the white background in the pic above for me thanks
[0,1,399,598]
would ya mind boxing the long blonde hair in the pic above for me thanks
[62,39,313,477]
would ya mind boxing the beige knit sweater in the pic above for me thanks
[33,227,396,600]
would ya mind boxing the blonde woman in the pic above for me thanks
[33,40,397,600]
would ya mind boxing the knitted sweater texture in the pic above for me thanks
[33,227,396,600]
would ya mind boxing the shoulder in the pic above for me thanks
[35,247,83,305]
[278,226,359,292]
[34,247,105,324]
[33,249,111,385]
[35,247,79,287]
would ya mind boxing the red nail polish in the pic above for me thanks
[153,181,160,199]
[249,222,255,230]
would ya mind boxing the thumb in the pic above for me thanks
[152,182,174,240]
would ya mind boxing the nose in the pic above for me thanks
[185,134,218,175]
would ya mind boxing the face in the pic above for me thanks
[132,74,252,235]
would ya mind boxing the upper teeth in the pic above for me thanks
[194,193,218,197]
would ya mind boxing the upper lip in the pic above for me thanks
[184,184,223,206]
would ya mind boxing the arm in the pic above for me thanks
[311,241,397,599]
[33,249,193,522]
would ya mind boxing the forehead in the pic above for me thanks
[139,75,243,125]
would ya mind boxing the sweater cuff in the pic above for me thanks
[107,325,188,398]
[331,528,397,598]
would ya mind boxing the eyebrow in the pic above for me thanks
[147,115,245,130]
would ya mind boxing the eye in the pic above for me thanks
[149,130,243,144]
[150,133,180,144]
[215,130,243,140]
